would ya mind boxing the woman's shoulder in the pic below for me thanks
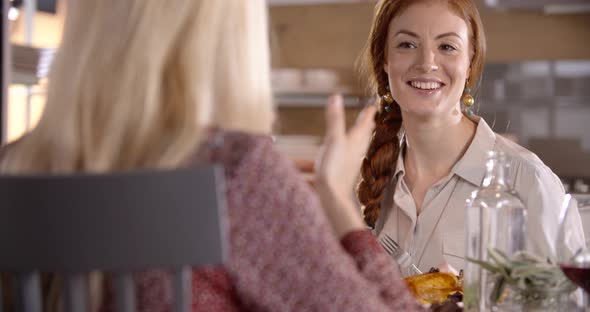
[493,134,562,190]
[195,128,277,174]
[207,128,273,155]
[494,135,544,167]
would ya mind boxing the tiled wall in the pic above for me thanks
[476,61,590,179]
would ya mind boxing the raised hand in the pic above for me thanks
[315,94,377,238]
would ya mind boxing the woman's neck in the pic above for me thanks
[402,113,477,188]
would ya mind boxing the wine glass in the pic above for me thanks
[556,194,590,307]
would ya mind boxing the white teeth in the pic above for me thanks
[410,81,441,90]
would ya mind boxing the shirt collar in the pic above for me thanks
[393,139,406,181]
[392,116,496,187]
[452,116,497,186]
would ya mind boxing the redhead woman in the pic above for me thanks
[356,0,584,275]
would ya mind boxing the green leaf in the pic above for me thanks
[488,248,509,267]
[466,257,501,273]
[490,276,506,303]
[469,248,578,305]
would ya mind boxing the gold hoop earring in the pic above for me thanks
[461,82,475,116]
[383,92,394,104]
[382,85,394,104]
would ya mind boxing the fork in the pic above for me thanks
[379,234,423,275]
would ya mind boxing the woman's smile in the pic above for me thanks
[405,78,446,97]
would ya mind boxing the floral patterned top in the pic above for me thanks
[100,130,424,312]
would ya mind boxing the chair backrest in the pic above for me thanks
[0,166,228,312]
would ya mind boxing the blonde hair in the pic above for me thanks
[1,0,274,174]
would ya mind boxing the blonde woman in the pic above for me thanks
[0,1,424,311]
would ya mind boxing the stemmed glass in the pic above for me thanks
[556,194,590,308]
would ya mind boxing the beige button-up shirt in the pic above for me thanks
[375,117,585,275]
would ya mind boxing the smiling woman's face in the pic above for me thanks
[384,1,472,119]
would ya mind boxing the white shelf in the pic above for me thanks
[275,93,373,107]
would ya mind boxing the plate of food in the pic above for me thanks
[404,269,463,311]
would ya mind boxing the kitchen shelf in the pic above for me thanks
[275,92,373,108]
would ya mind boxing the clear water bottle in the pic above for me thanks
[464,151,527,312]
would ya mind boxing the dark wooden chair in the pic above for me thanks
[0,166,228,312]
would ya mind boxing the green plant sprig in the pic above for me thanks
[467,247,577,305]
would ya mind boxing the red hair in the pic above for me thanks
[357,0,486,228]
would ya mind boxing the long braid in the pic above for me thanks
[355,0,405,229]
[357,99,402,228]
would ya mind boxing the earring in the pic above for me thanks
[461,82,475,116]
[382,85,394,113]
[383,92,394,104]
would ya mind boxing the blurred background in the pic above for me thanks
[2,0,590,193]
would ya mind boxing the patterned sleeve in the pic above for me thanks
[224,136,424,312]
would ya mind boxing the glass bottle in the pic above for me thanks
[464,151,527,312]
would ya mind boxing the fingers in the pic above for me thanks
[349,104,377,143]
[325,94,345,140]
[324,95,376,151]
